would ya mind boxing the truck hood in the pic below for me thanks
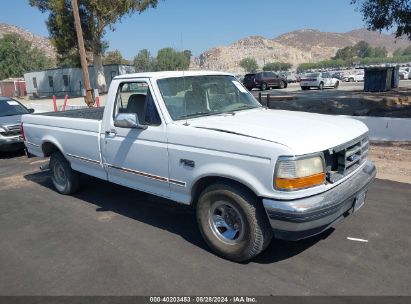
[187,109,368,155]
[0,114,22,126]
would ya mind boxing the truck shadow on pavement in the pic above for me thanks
[24,170,334,264]
[0,149,26,159]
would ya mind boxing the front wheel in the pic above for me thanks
[279,81,285,89]
[261,83,267,91]
[334,81,339,89]
[196,182,272,262]
[50,151,80,195]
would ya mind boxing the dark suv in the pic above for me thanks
[242,72,287,91]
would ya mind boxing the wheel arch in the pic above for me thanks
[190,175,260,207]
[42,138,64,157]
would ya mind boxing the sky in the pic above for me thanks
[0,0,367,59]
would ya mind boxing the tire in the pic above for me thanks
[196,182,272,262]
[301,86,307,91]
[318,82,324,90]
[334,81,339,89]
[261,83,267,91]
[279,81,285,89]
[50,151,80,195]
[349,77,354,82]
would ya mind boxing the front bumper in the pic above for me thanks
[263,161,376,241]
[0,136,24,152]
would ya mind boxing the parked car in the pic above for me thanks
[242,73,256,90]
[343,70,365,82]
[399,68,410,80]
[331,72,344,80]
[300,72,340,90]
[243,71,287,90]
[22,71,376,262]
[0,97,34,152]
[279,72,298,83]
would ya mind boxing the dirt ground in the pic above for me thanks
[369,141,411,184]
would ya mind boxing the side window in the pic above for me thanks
[114,81,161,126]
[32,77,37,89]
[63,75,70,87]
[48,76,54,88]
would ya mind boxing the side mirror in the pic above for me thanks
[114,113,147,129]
[28,108,35,114]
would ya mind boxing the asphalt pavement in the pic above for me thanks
[0,152,410,295]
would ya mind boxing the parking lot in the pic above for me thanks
[250,80,411,117]
[0,151,410,295]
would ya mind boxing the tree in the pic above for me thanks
[155,48,190,71]
[239,58,258,73]
[351,0,411,40]
[183,49,192,62]
[133,49,155,72]
[333,46,356,60]
[371,46,388,57]
[393,47,403,56]
[30,0,159,92]
[402,45,411,55]
[103,49,129,65]
[354,41,373,57]
[263,62,292,71]
[0,33,53,80]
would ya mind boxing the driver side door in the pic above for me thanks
[102,80,170,199]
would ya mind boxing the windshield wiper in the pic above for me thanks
[233,105,260,111]
[179,112,216,119]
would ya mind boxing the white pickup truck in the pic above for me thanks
[22,71,376,262]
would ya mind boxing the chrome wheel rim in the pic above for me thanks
[209,201,245,245]
[53,162,66,185]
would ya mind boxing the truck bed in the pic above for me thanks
[37,107,105,120]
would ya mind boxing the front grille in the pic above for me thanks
[0,124,21,137]
[324,133,369,183]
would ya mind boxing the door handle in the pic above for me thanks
[105,129,117,135]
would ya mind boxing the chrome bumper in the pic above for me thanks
[263,161,376,241]
[0,135,24,151]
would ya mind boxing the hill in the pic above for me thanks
[0,23,56,60]
[191,29,411,74]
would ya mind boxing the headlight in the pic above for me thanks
[274,155,325,191]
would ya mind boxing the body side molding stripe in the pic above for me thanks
[25,141,40,148]
[106,164,186,187]
[65,153,186,187]
[66,153,100,164]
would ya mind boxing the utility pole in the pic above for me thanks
[71,0,94,107]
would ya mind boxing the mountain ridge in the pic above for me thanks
[0,23,56,60]
[192,28,411,74]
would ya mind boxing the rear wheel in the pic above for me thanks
[301,86,307,90]
[318,82,324,90]
[50,151,80,195]
[196,182,272,262]
[261,83,267,91]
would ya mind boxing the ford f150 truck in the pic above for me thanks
[22,71,376,262]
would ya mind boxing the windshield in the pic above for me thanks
[305,73,320,77]
[0,99,29,117]
[157,75,261,120]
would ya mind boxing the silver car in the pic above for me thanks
[0,97,34,152]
